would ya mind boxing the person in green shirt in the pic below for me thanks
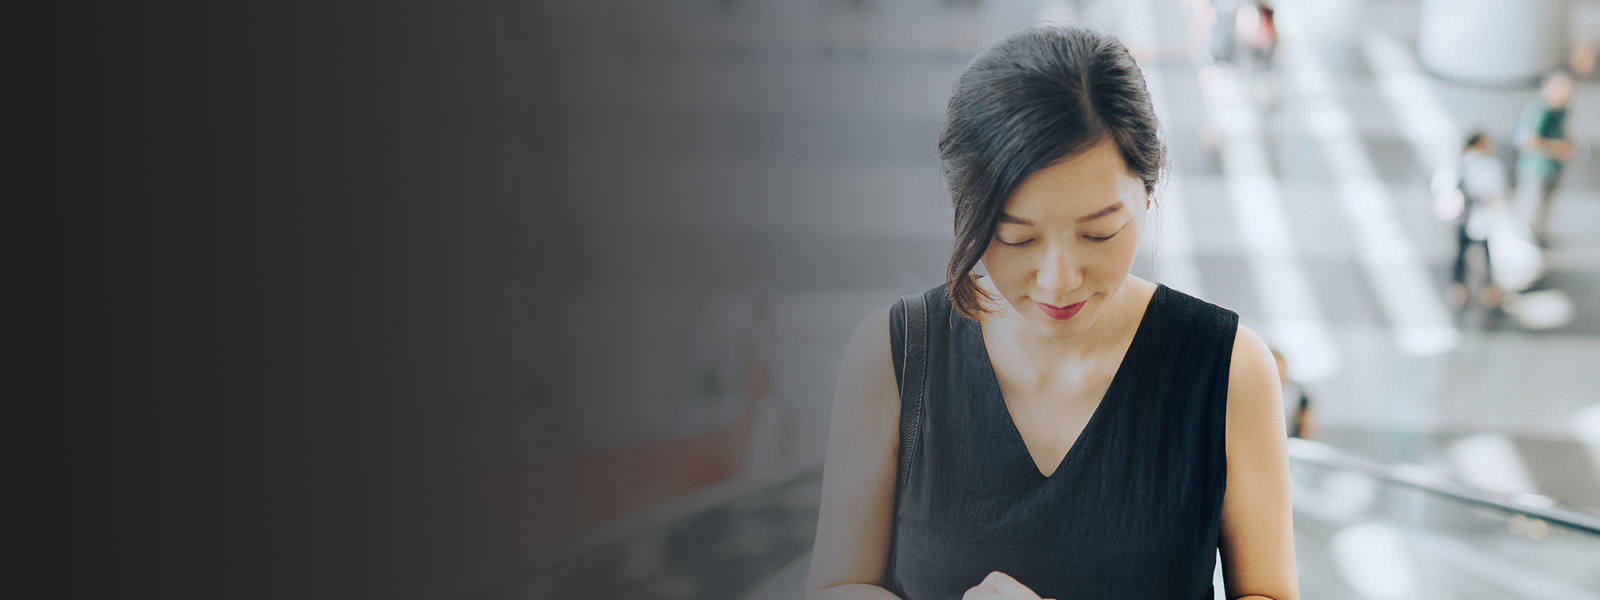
[1512,71,1575,246]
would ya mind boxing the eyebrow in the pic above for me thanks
[999,202,1124,226]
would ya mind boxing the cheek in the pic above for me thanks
[1094,233,1141,278]
[979,245,1029,292]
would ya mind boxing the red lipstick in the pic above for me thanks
[1037,300,1086,320]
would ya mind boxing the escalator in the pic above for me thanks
[477,440,1600,600]
[1285,439,1600,599]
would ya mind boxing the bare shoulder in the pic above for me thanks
[837,304,898,416]
[831,304,902,457]
[1229,324,1275,384]
[1227,324,1287,442]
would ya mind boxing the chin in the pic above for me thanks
[1029,303,1102,338]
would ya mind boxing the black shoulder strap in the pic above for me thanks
[896,292,929,496]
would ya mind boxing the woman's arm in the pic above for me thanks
[1217,325,1300,600]
[805,306,906,600]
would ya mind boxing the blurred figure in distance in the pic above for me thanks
[1440,131,1509,309]
[1511,71,1575,246]
[1271,347,1315,440]
[1247,1,1278,107]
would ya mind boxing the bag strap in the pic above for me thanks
[883,292,929,591]
[896,292,929,496]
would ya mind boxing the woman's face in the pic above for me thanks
[978,136,1149,339]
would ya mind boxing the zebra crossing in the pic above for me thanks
[1283,35,1460,356]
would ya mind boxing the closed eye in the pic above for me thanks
[1084,224,1127,242]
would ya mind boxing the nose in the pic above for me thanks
[1035,242,1084,299]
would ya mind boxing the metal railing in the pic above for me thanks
[1286,437,1600,535]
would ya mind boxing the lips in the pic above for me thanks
[1036,300,1087,320]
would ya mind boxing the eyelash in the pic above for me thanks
[1000,231,1118,246]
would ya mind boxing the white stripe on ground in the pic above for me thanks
[1201,65,1342,381]
[1152,171,1209,299]
[1118,0,1207,301]
[1281,42,1460,356]
[1361,34,1464,170]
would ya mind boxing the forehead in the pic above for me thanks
[1001,137,1142,220]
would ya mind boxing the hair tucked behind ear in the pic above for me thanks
[941,26,1167,322]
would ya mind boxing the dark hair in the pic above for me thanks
[940,26,1167,322]
[1464,131,1486,151]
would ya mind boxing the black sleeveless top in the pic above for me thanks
[887,283,1238,600]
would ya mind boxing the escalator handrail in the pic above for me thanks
[1287,438,1600,535]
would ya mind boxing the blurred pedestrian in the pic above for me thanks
[1438,131,1509,309]
[1247,1,1278,107]
[1270,348,1315,440]
[1511,71,1575,246]
[1208,0,1243,65]
[1249,1,1277,68]
[1192,0,1249,150]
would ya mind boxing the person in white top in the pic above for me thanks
[1442,132,1509,309]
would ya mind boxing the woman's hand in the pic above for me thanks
[961,571,1055,600]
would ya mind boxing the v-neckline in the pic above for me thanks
[974,284,1165,480]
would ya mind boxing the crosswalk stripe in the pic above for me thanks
[1152,170,1209,299]
[1115,0,1206,300]
[1201,65,1343,381]
[1283,40,1460,356]
[1361,33,1464,170]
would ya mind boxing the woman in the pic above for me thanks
[805,27,1298,600]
